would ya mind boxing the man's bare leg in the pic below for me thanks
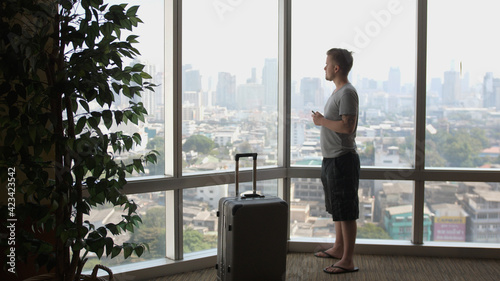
[324,220,357,273]
[315,221,343,259]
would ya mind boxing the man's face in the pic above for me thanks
[324,55,339,81]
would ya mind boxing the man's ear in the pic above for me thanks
[334,65,340,73]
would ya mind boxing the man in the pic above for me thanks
[311,48,360,274]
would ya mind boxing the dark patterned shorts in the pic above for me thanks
[321,152,360,221]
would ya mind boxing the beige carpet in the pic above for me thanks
[151,253,500,281]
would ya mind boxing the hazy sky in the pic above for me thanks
[427,0,500,84]
[107,0,500,88]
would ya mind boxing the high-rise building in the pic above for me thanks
[483,72,500,110]
[430,77,442,96]
[262,58,278,108]
[216,72,236,109]
[152,71,165,121]
[290,116,305,147]
[183,91,202,107]
[386,67,401,94]
[236,83,265,110]
[300,77,323,108]
[184,69,202,93]
[247,67,257,84]
[122,60,164,122]
[442,70,461,106]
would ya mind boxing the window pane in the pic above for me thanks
[291,0,416,167]
[126,0,165,177]
[426,181,500,243]
[183,180,278,255]
[426,0,500,169]
[182,0,279,175]
[83,192,166,271]
[290,179,414,241]
[92,0,165,177]
[81,1,166,271]
[183,186,220,254]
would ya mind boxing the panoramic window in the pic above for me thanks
[182,0,279,175]
[291,0,417,168]
[425,181,500,243]
[426,0,500,169]
[83,191,166,270]
[290,179,415,241]
[95,0,166,178]
[82,0,166,270]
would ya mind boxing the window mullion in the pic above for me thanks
[412,0,428,245]
[278,0,292,169]
[165,0,183,260]
[166,189,183,260]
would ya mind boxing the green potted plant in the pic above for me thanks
[1,0,158,280]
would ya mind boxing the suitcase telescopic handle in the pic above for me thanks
[235,153,257,161]
[235,153,258,197]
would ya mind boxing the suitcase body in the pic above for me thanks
[216,153,288,281]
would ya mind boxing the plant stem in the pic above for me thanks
[49,8,71,281]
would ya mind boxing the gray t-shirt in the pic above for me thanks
[320,83,358,158]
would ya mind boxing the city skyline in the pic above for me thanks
[175,59,500,108]
[109,0,500,92]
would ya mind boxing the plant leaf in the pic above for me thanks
[123,245,133,259]
[135,245,144,257]
[111,246,122,258]
[102,110,113,129]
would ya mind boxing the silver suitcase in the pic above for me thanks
[216,153,288,281]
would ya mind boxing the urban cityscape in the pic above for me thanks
[85,58,500,269]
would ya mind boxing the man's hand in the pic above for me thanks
[312,111,357,134]
[312,111,324,126]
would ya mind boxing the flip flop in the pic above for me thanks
[323,265,359,274]
[314,250,339,259]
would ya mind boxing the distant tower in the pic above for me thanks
[430,77,442,96]
[247,67,257,84]
[483,72,500,110]
[300,77,323,108]
[142,63,158,119]
[184,69,202,93]
[387,67,401,94]
[216,72,236,109]
[442,70,461,106]
[236,83,265,110]
[262,58,278,108]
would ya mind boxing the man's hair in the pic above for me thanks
[327,48,354,76]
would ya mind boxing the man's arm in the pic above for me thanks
[312,112,357,134]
